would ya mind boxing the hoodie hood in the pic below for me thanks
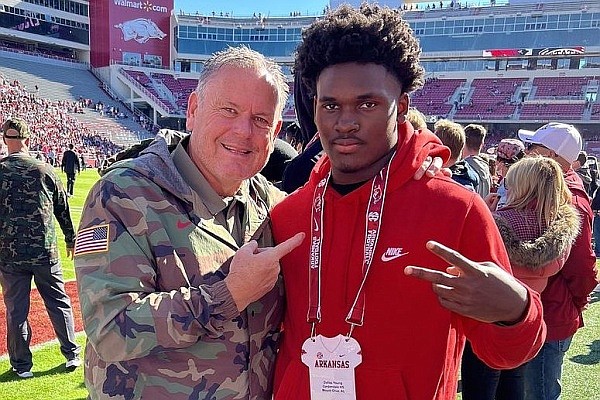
[293,73,318,147]
[308,121,450,191]
[103,131,193,203]
[494,203,580,271]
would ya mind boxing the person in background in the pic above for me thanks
[61,143,80,196]
[260,138,298,188]
[434,118,479,191]
[572,150,592,196]
[47,147,56,167]
[463,123,492,198]
[462,156,580,400]
[406,107,428,131]
[282,121,304,153]
[75,46,304,400]
[591,186,600,258]
[270,5,545,399]
[488,138,526,211]
[586,155,599,197]
[0,118,81,379]
[280,68,323,194]
[480,152,498,192]
[519,122,598,400]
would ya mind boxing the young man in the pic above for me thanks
[270,5,545,399]
[464,123,492,197]
[75,47,303,400]
[433,119,479,192]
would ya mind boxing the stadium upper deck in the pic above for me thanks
[0,0,89,62]
[3,0,595,73]
[173,0,600,75]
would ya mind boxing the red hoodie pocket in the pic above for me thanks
[274,360,311,400]
[356,367,410,399]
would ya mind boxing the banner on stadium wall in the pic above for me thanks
[109,0,173,68]
[483,46,585,58]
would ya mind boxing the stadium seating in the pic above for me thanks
[150,73,197,111]
[454,78,526,120]
[283,82,296,120]
[532,76,591,99]
[0,52,152,160]
[591,103,600,121]
[121,69,178,114]
[411,78,465,118]
[520,103,586,119]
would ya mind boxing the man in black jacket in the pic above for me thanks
[61,143,80,196]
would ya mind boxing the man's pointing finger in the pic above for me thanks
[271,232,305,259]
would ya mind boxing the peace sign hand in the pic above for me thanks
[226,232,305,312]
[405,240,528,325]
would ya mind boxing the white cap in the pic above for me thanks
[518,122,583,164]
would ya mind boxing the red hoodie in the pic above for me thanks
[541,169,598,341]
[271,123,546,400]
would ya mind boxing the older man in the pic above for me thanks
[74,46,303,400]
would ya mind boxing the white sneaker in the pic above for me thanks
[65,357,82,369]
[12,368,33,378]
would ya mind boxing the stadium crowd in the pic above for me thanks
[0,74,123,165]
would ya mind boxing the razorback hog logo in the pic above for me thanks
[115,18,166,44]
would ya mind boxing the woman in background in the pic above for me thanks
[462,156,580,400]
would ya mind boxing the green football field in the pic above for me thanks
[0,168,598,399]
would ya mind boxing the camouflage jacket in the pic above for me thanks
[0,153,74,267]
[75,133,285,400]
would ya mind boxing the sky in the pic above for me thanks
[174,0,330,18]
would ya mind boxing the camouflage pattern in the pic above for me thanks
[0,153,75,266]
[75,132,286,400]
[98,128,185,176]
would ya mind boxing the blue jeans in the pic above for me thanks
[593,216,600,257]
[524,337,573,400]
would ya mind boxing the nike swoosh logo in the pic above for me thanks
[177,220,192,229]
[381,252,409,262]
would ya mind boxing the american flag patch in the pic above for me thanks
[74,224,110,256]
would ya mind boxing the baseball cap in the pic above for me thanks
[518,122,582,164]
[2,118,30,139]
[496,138,525,164]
